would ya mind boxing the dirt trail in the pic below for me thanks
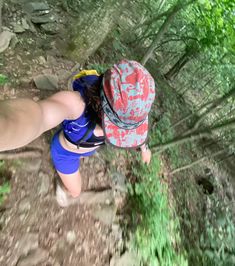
[0,22,127,266]
[0,133,124,265]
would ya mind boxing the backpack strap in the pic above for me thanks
[64,121,96,148]
[75,121,96,148]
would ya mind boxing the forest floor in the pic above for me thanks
[0,3,132,265]
[0,53,127,266]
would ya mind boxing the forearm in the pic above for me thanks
[0,91,85,152]
[0,99,44,151]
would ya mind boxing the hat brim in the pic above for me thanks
[103,112,148,148]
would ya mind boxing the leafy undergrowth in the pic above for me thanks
[127,155,188,266]
[156,79,235,265]
[0,74,8,86]
[0,161,11,205]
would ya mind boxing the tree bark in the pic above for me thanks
[164,50,191,80]
[67,0,127,63]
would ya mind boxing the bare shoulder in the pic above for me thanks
[50,90,83,103]
[46,90,85,120]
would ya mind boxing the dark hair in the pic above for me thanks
[83,74,103,125]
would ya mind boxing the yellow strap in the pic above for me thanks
[73,70,99,80]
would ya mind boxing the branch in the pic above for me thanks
[184,87,235,135]
[170,148,228,174]
[151,118,235,153]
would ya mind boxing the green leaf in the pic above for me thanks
[0,74,8,85]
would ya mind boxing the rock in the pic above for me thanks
[111,172,127,193]
[12,23,26,33]
[16,234,39,256]
[31,14,57,24]
[57,69,71,81]
[66,231,76,245]
[10,34,19,49]
[20,158,42,172]
[20,77,32,85]
[21,18,30,30]
[51,238,70,263]
[92,205,116,225]
[110,252,140,266]
[79,189,114,205]
[46,55,57,66]
[0,31,15,53]
[33,96,40,101]
[38,172,50,196]
[33,74,58,90]
[17,248,48,266]
[38,56,47,65]
[24,2,50,14]
[18,198,31,213]
[41,23,59,34]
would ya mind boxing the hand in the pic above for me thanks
[140,146,152,165]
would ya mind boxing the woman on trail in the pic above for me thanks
[0,60,155,206]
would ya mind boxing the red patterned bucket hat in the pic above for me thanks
[101,59,155,148]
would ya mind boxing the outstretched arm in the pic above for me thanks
[0,91,85,151]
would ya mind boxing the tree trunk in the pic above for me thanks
[141,0,184,65]
[164,48,197,80]
[66,0,127,63]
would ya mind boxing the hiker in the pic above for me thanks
[0,60,155,206]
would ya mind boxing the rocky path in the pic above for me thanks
[0,135,128,266]
[0,1,138,264]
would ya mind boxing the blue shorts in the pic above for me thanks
[50,131,96,174]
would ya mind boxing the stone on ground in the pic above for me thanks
[16,233,39,256]
[66,231,76,245]
[110,251,140,266]
[79,189,114,205]
[33,74,58,90]
[0,31,15,53]
[92,204,117,225]
[17,248,48,266]
[111,172,127,192]
[12,23,26,33]
[18,198,31,213]
[38,171,50,196]
[23,2,50,14]
[31,14,57,24]
[41,23,59,34]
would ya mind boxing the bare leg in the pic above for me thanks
[55,170,82,207]
[57,170,82,198]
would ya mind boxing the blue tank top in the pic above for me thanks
[62,73,105,147]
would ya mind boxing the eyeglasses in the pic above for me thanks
[100,89,146,130]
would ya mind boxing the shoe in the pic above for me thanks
[56,183,79,207]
